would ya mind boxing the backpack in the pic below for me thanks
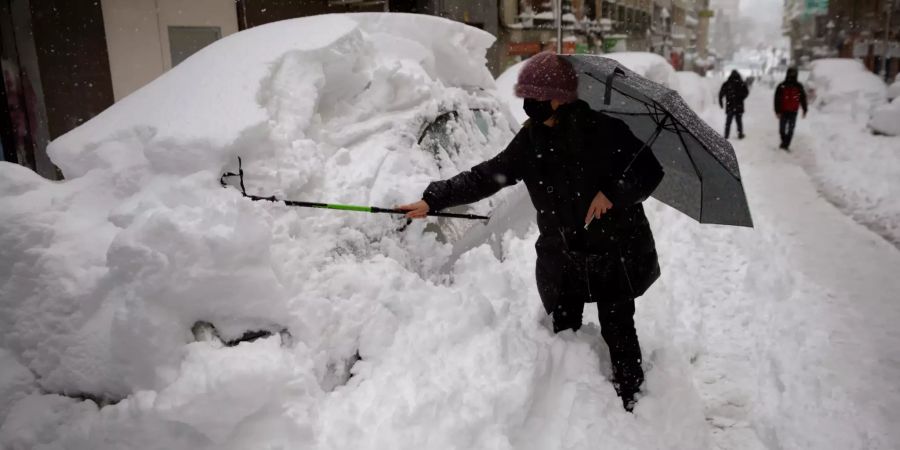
[781,85,802,112]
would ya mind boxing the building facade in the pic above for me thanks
[784,0,898,80]
[828,0,899,80]
[496,0,707,71]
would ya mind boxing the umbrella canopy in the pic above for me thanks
[562,54,753,227]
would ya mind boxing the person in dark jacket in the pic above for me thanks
[719,70,749,139]
[773,67,808,150]
[399,52,664,412]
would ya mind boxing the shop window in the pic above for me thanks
[168,26,222,67]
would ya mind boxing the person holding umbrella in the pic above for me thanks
[773,67,808,151]
[719,70,749,140]
[399,52,664,412]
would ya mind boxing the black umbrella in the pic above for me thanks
[562,54,753,227]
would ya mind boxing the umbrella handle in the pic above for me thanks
[604,67,626,105]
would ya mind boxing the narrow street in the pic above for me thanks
[643,85,900,449]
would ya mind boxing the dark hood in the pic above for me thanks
[785,68,798,82]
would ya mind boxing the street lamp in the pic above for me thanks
[554,0,562,53]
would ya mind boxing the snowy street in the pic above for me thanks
[1,12,900,450]
[642,85,900,449]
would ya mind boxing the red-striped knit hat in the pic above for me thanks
[514,51,579,102]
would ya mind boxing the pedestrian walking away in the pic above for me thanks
[399,52,665,412]
[719,70,749,139]
[773,67,808,151]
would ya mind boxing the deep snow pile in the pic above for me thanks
[0,13,521,448]
[806,58,887,116]
[0,15,714,449]
[794,103,900,247]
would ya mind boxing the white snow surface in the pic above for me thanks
[886,78,900,100]
[868,97,900,136]
[672,71,717,112]
[807,58,887,116]
[3,18,900,450]
[794,100,900,247]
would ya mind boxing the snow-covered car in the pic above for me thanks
[806,58,887,115]
[603,52,679,88]
[0,13,520,448]
[495,59,528,125]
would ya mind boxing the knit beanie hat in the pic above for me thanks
[514,51,579,102]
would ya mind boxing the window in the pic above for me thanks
[168,26,222,67]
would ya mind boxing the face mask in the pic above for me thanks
[523,98,555,122]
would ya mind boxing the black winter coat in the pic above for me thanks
[423,100,664,313]
[719,74,749,115]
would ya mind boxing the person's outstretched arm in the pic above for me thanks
[399,131,526,218]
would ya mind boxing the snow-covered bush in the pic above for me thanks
[807,58,887,115]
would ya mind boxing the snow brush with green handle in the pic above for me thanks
[220,157,489,222]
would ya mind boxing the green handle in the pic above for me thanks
[326,204,372,213]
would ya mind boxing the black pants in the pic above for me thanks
[552,299,644,397]
[779,112,798,147]
[724,113,743,138]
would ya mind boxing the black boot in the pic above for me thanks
[612,359,643,412]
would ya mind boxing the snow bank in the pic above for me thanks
[868,97,900,136]
[807,58,887,116]
[673,71,715,112]
[886,78,900,100]
[602,52,678,88]
[797,111,900,247]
